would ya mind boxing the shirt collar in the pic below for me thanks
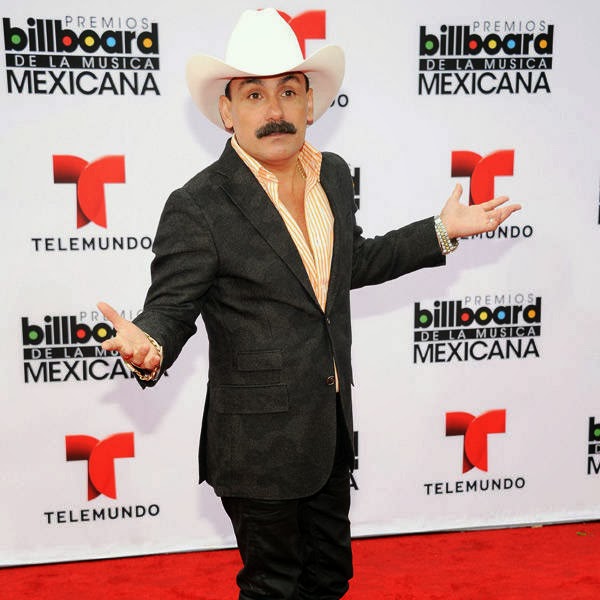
[231,135,322,186]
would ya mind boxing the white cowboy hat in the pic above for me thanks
[186,8,345,129]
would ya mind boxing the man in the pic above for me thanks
[99,8,520,599]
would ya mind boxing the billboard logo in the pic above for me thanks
[350,165,360,208]
[21,312,149,383]
[3,18,158,54]
[350,430,359,490]
[65,432,134,499]
[3,17,160,96]
[419,24,553,57]
[418,21,554,95]
[53,155,125,228]
[446,409,506,472]
[588,417,600,475]
[413,295,542,363]
[23,314,114,346]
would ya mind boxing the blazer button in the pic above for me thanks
[326,375,335,386]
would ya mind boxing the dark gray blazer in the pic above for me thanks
[134,140,444,500]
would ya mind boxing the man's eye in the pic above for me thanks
[248,92,261,99]
[283,89,296,97]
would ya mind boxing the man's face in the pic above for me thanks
[218,73,314,169]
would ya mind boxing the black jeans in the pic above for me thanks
[221,405,353,600]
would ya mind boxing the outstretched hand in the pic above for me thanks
[97,301,161,371]
[440,184,522,239]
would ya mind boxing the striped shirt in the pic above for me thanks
[231,136,334,311]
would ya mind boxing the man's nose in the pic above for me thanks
[265,94,284,119]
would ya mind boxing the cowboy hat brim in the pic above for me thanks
[186,44,345,129]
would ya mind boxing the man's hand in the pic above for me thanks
[97,301,161,372]
[440,184,522,239]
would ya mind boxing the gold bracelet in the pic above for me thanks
[434,216,459,255]
[124,333,163,381]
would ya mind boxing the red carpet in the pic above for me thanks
[1,522,598,599]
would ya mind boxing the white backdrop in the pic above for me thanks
[1,0,599,566]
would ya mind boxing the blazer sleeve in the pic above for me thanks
[350,214,446,290]
[333,155,445,289]
[133,185,218,379]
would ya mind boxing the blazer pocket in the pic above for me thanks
[213,383,289,414]
[236,350,283,371]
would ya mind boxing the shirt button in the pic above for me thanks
[326,375,335,386]
[326,317,331,325]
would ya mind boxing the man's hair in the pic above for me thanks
[224,73,310,100]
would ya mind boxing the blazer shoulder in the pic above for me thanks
[321,151,353,193]
[168,141,242,211]
[320,151,355,213]
[180,158,228,196]
[321,151,351,174]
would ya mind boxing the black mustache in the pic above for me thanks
[256,120,297,139]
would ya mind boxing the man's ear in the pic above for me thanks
[306,88,314,125]
[218,95,234,131]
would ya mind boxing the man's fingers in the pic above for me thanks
[130,343,152,367]
[480,196,521,231]
[97,301,126,330]
[481,195,520,211]
[496,204,521,220]
[485,204,522,231]
[101,335,131,356]
[96,301,160,370]
[449,183,463,204]
[101,337,160,370]
[130,343,161,370]
[101,337,120,352]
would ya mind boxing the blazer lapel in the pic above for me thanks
[215,141,320,308]
[320,155,346,313]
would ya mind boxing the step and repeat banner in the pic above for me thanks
[1,0,599,566]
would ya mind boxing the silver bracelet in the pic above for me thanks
[434,215,459,255]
